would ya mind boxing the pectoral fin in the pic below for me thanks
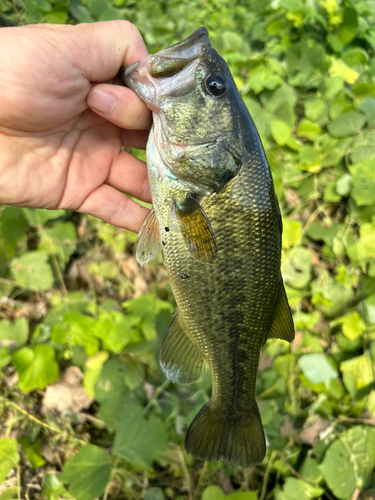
[136,209,161,266]
[160,308,206,384]
[173,196,217,263]
[267,282,295,342]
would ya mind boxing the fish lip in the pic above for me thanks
[119,27,211,107]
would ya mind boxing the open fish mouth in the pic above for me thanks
[119,27,211,107]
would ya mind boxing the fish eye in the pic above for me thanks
[205,74,227,97]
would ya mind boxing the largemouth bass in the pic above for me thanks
[121,27,294,469]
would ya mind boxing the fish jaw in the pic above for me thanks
[120,27,210,112]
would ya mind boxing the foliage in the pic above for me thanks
[1,0,375,499]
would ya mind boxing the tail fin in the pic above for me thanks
[185,400,266,468]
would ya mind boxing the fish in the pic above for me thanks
[120,27,294,469]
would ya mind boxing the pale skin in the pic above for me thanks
[0,21,153,233]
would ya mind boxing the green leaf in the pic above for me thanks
[19,436,46,468]
[0,207,29,244]
[349,160,375,206]
[95,311,141,353]
[282,247,311,289]
[298,354,338,384]
[123,295,173,341]
[38,222,77,266]
[227,493,258,500]
[60,445,111,500]
[319,427,375,499]
[331,311,366,340]
[12,344,59,392]
[304,96,327,122]
[94,359,129,430]
[83,351,109,398]
[350,130,375,163]
[359,97,375,128]
[0,438,20,483]
[275,477,323,500]
[202,486,225,500]
[297,119,321,140]
[329,58,359,84]
[62,311,99,356]
[339,7,358,45]
[10,251,54,291]
[282,218,302,250]
[0,318,28,347]
[22,208,66,227]
[341,354,374,390]
[113,405,168,470]
[41,473,72,500]
[271,120,292,145]
[327,111,366,137]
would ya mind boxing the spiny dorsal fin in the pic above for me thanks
[160,308,206,384]
[268,282,295,343]
[136,208,161,267]
[173,196,217,263]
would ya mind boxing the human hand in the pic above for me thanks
[0,21,152,232]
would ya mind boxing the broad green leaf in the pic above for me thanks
[60,445,111,500]
[202,486,225,500]
[63,311,99,356]
[341,354,374,390]
[83,351,109,398]
[22,208,66,227]
[0,318,28,347]
[359,97,375,128]
[298,457,323,483]
[0,438,20,483]
[319,427,375,499]
[275,477,323,500]
[327,111,366,137]
[113,405,168,470]
[349,160,375,206]
[298,354,338,384]
[94,311,141,353]
[350,130,375,163]
[297,120,321,140]
[227,493,258,500]
[331,311,366,340]
[298,147,320,171]
[38,222,76,266]
[94,359,129,430]
[0,348,11,369]
[144,488,165,500]
[304,96,326,122]
[11,251,54,291]
[19,436,46,468]
[329,58,359,84]
[282,247,311,289]
[0,207,28,244]
[12,344,59,392]
[123,295,173,341]
[41,473,72,500]
[282,218,302,250]
[339,7,358,45]
[271,120,292,146]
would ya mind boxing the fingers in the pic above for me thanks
[106,150,151,203]
[69,21,149,82]
[87,84,152,130]
[77,183,150,232]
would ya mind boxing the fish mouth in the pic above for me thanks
[119,27,211,109]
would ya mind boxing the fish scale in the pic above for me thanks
[122,27,294,468]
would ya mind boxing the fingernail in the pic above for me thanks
[88,89,116,114]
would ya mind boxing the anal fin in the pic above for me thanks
[173,195,217,263]
[136,208,161,267]
[268,282,295,342]
[160,308,205,384]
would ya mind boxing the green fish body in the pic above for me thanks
[121,27,294,468]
